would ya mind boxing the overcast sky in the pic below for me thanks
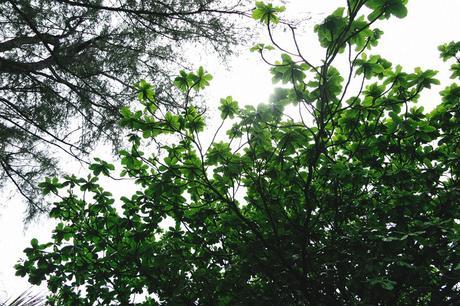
[1,0,459,302]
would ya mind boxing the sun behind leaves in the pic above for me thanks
[15,1,460,304]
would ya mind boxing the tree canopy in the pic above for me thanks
[0,0,249,218]
[16,0,460,304]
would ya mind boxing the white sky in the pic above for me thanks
[1,0,459,302]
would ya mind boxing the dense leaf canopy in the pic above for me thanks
[16,0,460,304]
[0,0,248,218]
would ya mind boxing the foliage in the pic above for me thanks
[16,0,460,304]
[252,1,285,24]
[0,0,249,219]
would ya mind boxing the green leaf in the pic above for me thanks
[38,177,62,195]
[135,79,155,101]
[89,158,115,176]
[192,66,213,90]
[164,112,180,130]
[438,41,460,61]
[314,7,347,49]
[420,125,436,133]
[366,0,408,20]
[219,96,239,119]
[174,70,194,92]
[252,1,285,24]
[250,43,275,52]
[31,238,39,248]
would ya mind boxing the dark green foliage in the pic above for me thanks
[16,1,459,304]
[0,0,248,219]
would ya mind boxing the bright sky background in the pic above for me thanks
[1,0,459,302]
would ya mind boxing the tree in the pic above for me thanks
[0,0,249,219]
[16,0,460,304]
[1,289,44,306]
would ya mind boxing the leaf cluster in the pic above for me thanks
[16,1,460,304]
